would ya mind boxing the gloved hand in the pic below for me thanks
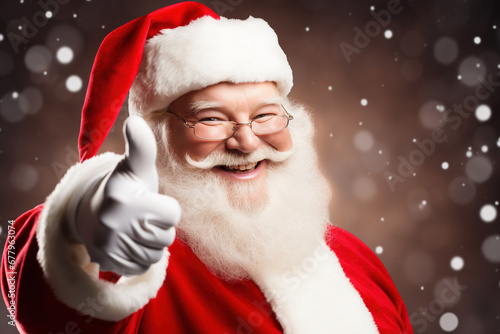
[66,116,181,276]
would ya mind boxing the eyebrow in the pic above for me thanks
[187,96,283,114]
[188,101,225,114]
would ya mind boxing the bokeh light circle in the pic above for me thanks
[482,235,500,263]
[24,45,52,73]
[0,92,25,123]
[19,87,44,115]
[458,57,486,86]
[9,164,39,192]
[450,256,464,271]
[465,155,492,183]
[475,104,491,122]
[354,130,374,151]
[56,46,74,64]
[440,312,459,332]
[433,37,459,64]
[351,176,377,201]
[479,204,497,223]
[66,75,83,92]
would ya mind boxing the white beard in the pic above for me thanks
[148,101,332,281]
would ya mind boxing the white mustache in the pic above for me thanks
[185,146,296,170]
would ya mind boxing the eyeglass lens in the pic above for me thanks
[194,115,289,140]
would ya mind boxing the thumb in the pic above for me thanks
[123,116,158,188]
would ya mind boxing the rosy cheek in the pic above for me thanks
[261,129,293,152]
[169,121,224,161]
[183,139,225,161]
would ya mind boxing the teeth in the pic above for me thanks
[225,162,258,172]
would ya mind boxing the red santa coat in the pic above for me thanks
[2,207,412,333]
[1,154,412,334]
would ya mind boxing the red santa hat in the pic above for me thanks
[78,1,293,162]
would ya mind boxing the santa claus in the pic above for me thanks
[2,2,412,333]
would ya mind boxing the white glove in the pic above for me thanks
[66,116,181,276]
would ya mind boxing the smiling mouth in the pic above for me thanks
[219,161,261,174]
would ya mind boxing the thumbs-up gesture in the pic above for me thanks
[68,117,181,276]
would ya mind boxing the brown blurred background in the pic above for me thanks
[1,0,499,333]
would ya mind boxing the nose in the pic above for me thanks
[225,124,260,153]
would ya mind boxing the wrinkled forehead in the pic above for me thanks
[168,82,283,116]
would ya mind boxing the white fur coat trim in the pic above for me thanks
[129,15,293,115]
[252,240,379,333]
[36,152,169,321]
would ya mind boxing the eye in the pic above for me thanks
[194,110,229,122]
[253,105,282,119]
[253,113,274,119]
[198,117,221,122]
